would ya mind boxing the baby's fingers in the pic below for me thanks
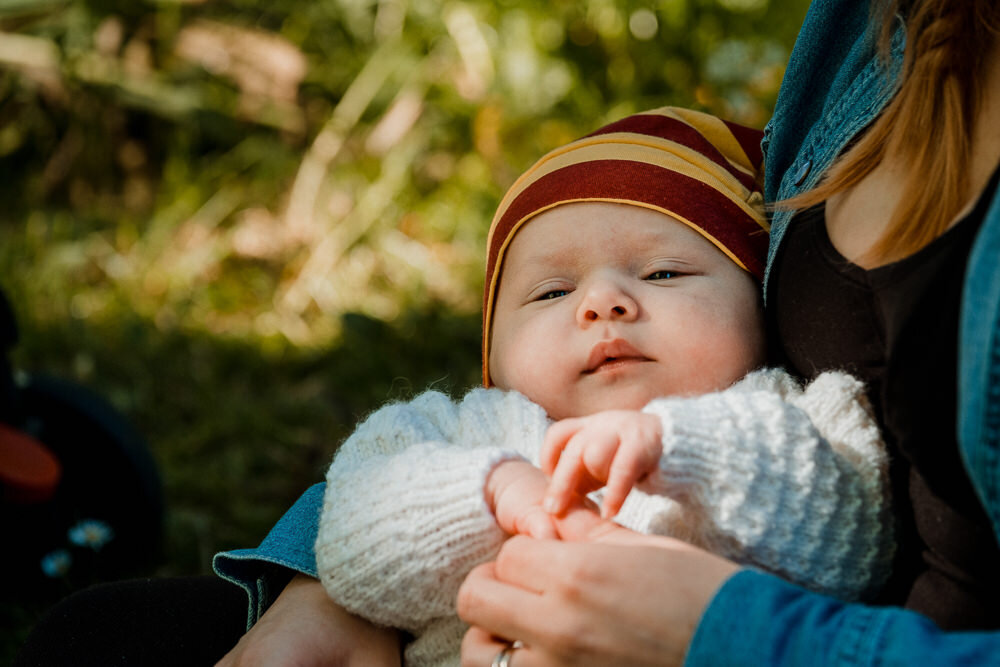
[545,426,619,516]
[543,441,587,516]
[601,431,662,518]
[602,458,643,519]
[540,418,582,475]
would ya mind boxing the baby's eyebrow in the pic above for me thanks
[518,247,581,272]
[524,232,681,264]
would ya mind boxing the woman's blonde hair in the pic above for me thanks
[783,0,1000,263]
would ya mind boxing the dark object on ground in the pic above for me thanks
[0,287,164,598]
[13,575,247,666]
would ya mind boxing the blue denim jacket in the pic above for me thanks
[685,0,1000,664]
[216,0,1000,660]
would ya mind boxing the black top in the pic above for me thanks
[768,165,1000,630]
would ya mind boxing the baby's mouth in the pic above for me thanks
[583,339,651,374]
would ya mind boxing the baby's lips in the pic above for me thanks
[583,338,649,373]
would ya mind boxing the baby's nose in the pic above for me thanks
[577,282,639,323]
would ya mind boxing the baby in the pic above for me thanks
[315,107,894,666]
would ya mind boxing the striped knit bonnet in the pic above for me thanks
[482,106,768,385]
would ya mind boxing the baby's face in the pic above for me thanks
[488,201,765,420]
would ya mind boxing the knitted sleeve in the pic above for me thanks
[619,368,894,601]
[314,388,549,632]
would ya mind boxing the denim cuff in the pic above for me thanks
[213,483,324,629]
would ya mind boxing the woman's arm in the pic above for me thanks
[687,568,1000,666]
[216,575,401,667]
[457,531,1000,667]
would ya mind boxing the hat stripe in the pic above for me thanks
[722,119,764,167]
[490,112,757,243]
[649,108,759,167]
[621,108,758,175]
[488,141,765,253]
[645,107,759,172]
[586,112,757,191]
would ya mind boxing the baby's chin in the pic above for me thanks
[547,386,667,420]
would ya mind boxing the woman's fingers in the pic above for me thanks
[492,536,576,592]
[460,627,507,667]
[519,507,559,540]
[457,557,549,646]
[461,628,544,667]
[550,502,617,542]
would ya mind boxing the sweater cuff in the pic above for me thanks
[638,400,704,498]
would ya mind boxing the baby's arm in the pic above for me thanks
[631,368,893,600]
[315,388,551,633]
[543,369,894,601]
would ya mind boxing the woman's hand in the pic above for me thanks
[216,574,401,667]
[456,519,738,667]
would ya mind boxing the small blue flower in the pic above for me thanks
[68,519,115,551]
[41,549,73,577]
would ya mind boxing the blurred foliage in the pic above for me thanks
[0,0,809,657]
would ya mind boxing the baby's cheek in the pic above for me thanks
[502,348,564,407]
[708,331,764,388]
[676,324,760,393]
[708,298,766,383]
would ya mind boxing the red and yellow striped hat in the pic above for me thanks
[482,106,768,385]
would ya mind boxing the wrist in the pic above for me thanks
[273,574,329,610]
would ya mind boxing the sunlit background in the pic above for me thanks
[1,0,810,655]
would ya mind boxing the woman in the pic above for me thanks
[218,0,1000,663]
[457,0,1000,664]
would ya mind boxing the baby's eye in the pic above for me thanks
[645,270,680,281]
[537,289,569,301]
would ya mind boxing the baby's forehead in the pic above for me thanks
[502,201,717,268]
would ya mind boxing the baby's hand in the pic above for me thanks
[485,460,559,540]
[541,410,663,519]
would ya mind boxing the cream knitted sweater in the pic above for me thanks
[315,368,894,667]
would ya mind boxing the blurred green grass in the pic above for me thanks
[1,0,810,658]
[8,299,484,572]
